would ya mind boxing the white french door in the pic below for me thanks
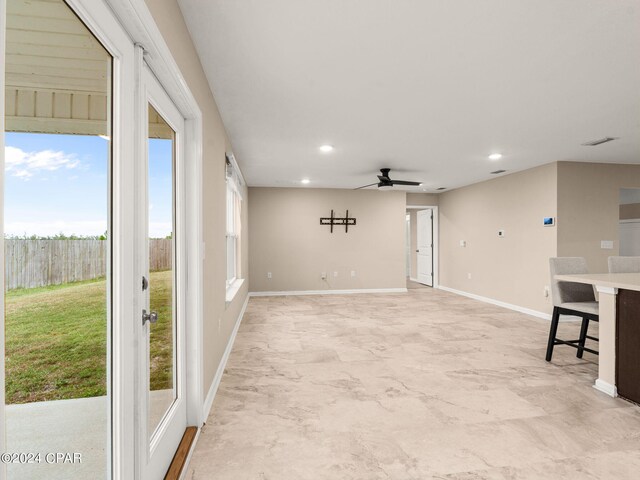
[417,209,433,286]
[2,1,195,479]
[137,62,187,480]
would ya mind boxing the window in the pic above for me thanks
[226,155,243,289]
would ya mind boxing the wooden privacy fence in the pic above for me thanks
[4,239,172,291]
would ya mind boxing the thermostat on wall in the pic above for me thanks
[543,217,555,227]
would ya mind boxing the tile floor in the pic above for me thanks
[186,288,640,479]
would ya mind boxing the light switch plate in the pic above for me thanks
[601,240,614,250]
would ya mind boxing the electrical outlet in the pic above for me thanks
[351,270,356,277]
[544,286,550,298]
[321,272,327,280]
[267,272,272,279]
[467,273,472,279]
[498,230,505,237]
[460,240,466,247]
[333,271,338,278]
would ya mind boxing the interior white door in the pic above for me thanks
[417,209,433,286]
[139,63,187,480]
[620,221,640,256]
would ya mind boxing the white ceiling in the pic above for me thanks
[178,0,640,192]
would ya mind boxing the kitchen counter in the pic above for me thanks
[555,273,640,293]
[554,272,640,400]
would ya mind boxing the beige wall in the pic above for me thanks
[620,203,640,220]
[407,192,439,206]
[439,163,558,313]
[145,0,249,401]
[557,162,640,273]
[249,188,406,292]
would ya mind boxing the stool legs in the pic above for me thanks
[577,317,589,359]
[546,306,560,361]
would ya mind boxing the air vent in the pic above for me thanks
[491,170,506,174]
[581,137,618,146]
[436,187,447,190]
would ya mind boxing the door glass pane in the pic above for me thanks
[147,104,176,438]
[4,0,112,478]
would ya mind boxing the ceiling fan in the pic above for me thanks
[355,168,422,190]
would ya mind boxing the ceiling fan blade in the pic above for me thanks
[377,175,391,182]
[354,182,379,190]
[390,180,422,186]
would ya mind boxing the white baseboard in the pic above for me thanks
[437,285,551,320]
[249,287,407,297]
[594,379,618,398]
[202,294,249,422]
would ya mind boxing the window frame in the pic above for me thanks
[225,159,242,292]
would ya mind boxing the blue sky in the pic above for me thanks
[4,133,173,238]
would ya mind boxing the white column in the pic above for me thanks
[594,286,618,397]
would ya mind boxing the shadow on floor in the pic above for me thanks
[407,277,430,289]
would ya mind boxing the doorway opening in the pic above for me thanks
[405,205,438,289]
[619,188,640,256]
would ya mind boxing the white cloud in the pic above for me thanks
[149,222,172,239]
[5,146,80,180]
[4,220,107,237]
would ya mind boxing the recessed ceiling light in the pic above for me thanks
[301,178,310,184]
[319,145,334,153]
[488,153,502,161]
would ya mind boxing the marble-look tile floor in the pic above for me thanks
[186,288,640,479]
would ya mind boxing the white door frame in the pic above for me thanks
[407,205,439,288]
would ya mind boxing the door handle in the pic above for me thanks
[142,309,158,325]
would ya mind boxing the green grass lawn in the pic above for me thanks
[5,270,173,404]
